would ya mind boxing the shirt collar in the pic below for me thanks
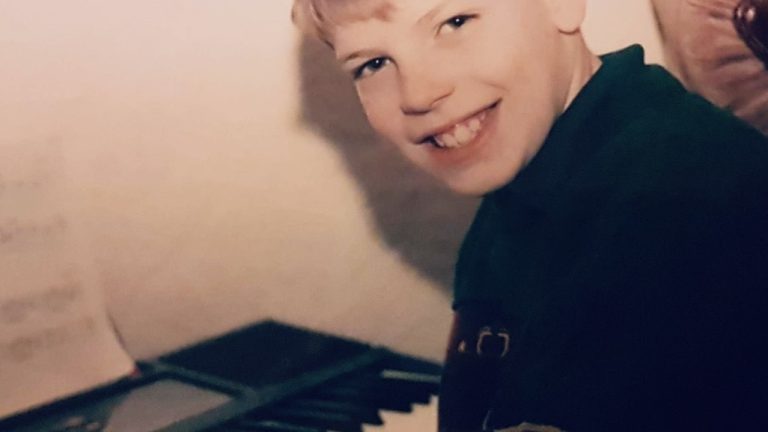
[490,45,647,209]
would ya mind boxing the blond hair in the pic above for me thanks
[292,0,394,44]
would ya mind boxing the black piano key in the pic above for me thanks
[309,384,414,413]
[373,377,433,404]
[247,407,363,432]
[377,369,441,402]
[333,373,431,405]
[377,353,444,377]
[208,427,253,432]
[379,369,441,393]
[232,419,326,432]
[282,398,384,425]
[329,368,437,404]
[209,426,278,432]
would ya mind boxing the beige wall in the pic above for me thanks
[1,0,663,362]
[584,0,662,63]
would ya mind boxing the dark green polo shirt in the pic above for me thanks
[453,46,768,430]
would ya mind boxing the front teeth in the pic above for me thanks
[468,118,481,133]
[433,111,487,149]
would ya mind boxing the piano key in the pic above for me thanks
[363,395,438,432]
[281,398,384,425]
[245,407,363,432]
[230,419,327,432]
[308,385,414,413]
[379,369,441,390]
[370,376,435,404]
[328,369,438,405]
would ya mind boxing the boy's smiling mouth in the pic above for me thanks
[419,101,500,150]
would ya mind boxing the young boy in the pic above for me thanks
[292,0,768,430]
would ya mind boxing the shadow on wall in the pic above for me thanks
[297,35,479,293]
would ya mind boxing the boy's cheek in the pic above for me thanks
[358,90,401,132]
[356,76,396,106]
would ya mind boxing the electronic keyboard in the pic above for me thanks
[0,320,442,432]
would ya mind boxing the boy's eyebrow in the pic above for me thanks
[340,49,381,64]
[337,0,455,64]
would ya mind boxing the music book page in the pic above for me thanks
[0,139,135,419]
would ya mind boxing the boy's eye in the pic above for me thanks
[353,57,390,80]
[439,14,476,34]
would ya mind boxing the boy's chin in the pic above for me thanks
[441,174,510,197]
[430,152,527,196]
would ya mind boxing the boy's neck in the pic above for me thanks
[563,37,603,111]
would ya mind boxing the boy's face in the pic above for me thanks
[332,0,584,195]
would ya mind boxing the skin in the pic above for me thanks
[330,0,602,195]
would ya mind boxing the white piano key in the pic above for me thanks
[363,396,437,432]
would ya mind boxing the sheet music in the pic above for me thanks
[0,138,135,419]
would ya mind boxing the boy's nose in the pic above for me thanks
[398,67,454,115]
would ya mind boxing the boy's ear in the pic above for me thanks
[544,0,587,34]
